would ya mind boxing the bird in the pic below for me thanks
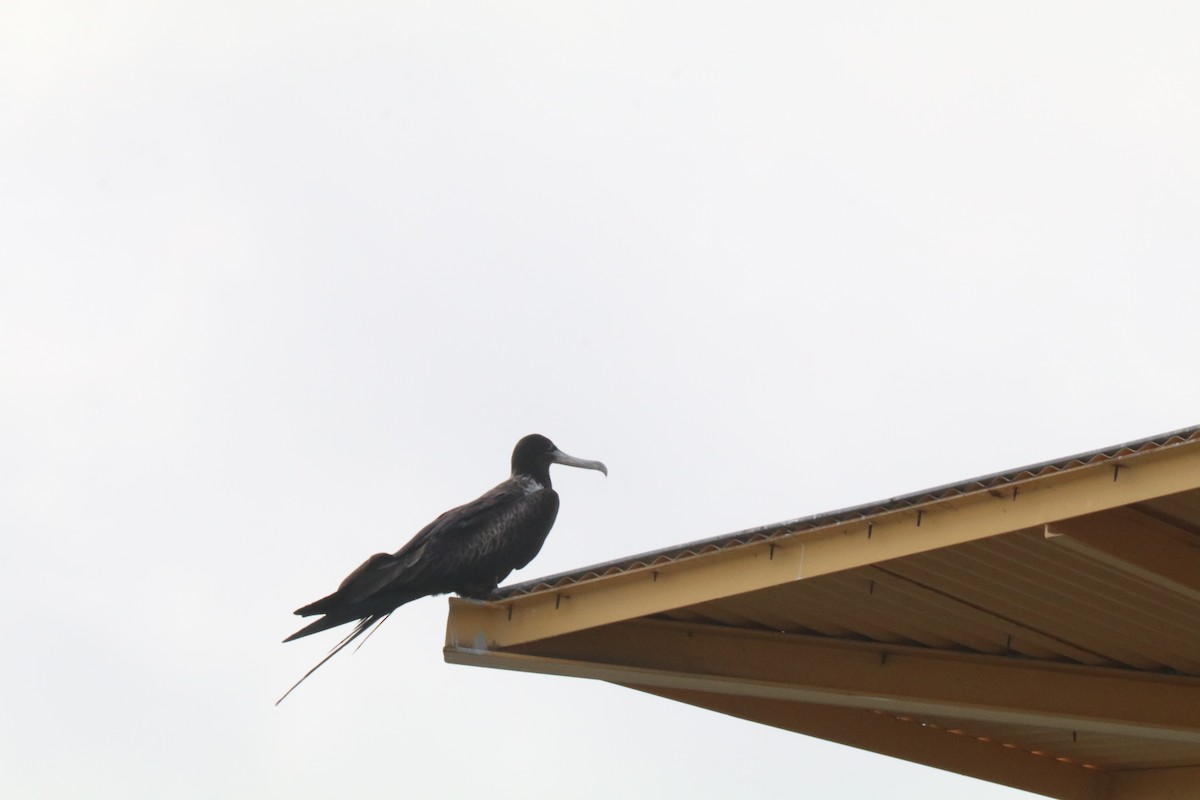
[276,433,607,704]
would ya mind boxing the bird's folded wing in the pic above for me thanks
[322,482,529,604]
[394,481,554,583]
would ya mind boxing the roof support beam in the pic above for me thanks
[448,443,1200,648]
[446,619,1200,744]
[630,687,1107,800]
[1045,507,1200,603]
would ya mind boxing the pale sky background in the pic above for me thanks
[4,3,1200,798]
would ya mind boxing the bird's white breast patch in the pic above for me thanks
[518,477,544,495]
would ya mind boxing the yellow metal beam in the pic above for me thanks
[631,687,1107,800]
[447,442,1200,649]
[446,619,1200,744]
[1045,507,1200,604]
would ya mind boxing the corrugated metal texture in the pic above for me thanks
[495,426,1200,600]
[886,528,1200,673]
[657,503,1200,674]
[646,492,1200,772]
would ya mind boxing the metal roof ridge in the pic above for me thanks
[493,423,1200,599]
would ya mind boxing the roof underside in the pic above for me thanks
[445,426,1200,800]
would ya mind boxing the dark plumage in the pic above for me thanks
[276,434,606,703]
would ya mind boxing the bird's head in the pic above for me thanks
[512,434,608,483]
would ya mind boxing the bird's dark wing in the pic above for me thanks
[290,479,554,626]
[278,480,560,701]
[384,479,558,594]
[288,553,397,620]
[280,434,606,707]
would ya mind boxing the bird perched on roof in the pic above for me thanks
[277,433,607,703]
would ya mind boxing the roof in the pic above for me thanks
[444,425,1200,800]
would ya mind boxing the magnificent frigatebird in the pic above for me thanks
[277,433,606,703]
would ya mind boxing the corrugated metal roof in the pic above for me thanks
[496,424,1200,599]
[450,425,1200,798]
[658,514,1200,677]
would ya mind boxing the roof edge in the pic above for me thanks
[494,424,1200,600]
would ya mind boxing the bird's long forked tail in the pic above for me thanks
[275,614,391,705]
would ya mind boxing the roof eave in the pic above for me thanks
[446,427,1200,651]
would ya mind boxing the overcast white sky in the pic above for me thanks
[4,3,1200,798]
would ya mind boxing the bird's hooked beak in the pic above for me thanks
[550,448,608,477]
